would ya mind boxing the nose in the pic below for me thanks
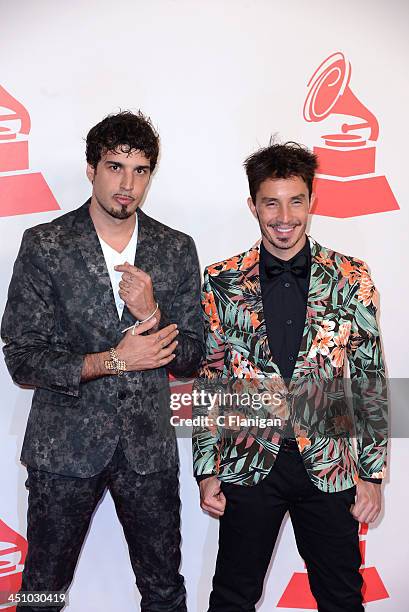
[120,170,134,192]
[278,204,291,225]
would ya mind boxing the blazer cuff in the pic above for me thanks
[359,476,383,485]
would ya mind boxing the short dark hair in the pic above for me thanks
[244,141,318,202]
[86,110,159,172]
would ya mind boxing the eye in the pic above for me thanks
[109,164,121,172]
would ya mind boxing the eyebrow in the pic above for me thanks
[261,193,307,202]
[104,160,151,171]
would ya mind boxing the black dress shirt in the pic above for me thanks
[259,239,311,383]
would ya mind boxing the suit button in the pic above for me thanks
[118,391,126,401]
[288,355,294,362]
[286,319,293,325]
[284,282,291,288]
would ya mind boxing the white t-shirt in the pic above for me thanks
[97,218,138,320]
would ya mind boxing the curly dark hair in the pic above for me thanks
[86,110,159,172]
[244,141,318,202]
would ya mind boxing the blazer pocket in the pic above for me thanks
[33,387,80,407]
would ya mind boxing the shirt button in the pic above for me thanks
[286,319,293,325]
[284,282,291,288]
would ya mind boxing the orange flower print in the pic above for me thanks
[232,352,243,377]
[202,292,219,331]
[223,257,240,272]
[207,263,223,277]
[329,321,351,368]
[308,320,335,358]
[340,258,359,285]
[315,251,333,267]
[297,436,311,452]
[240,249,258,271]
[357,270,376,307]
[202,292,214,317]
[209,314,219,331]
[250,311,261,330]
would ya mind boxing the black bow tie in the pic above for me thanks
[265,253,309,279]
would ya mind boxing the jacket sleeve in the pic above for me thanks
[158,235,204,377]
[1,229,84,397]
[192,268,227,479]
[347,263,388,481]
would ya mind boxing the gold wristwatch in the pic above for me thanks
[104,347,127,376]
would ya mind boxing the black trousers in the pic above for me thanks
[18,442,186,612]
[208,440,363,612]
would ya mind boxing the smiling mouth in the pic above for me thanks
[271,225,299,234]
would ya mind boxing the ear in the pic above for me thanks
[86,163,95,184]
[247,196,258,219]
[309,191,315,211]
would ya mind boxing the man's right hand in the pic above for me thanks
[199,476,226,518]
[116,317,179,371]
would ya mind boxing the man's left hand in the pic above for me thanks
[350,479,382,524]
[116,262,159,322]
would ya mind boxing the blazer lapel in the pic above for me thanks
[72,200,120,334]
[120,207,166,330]
[290,236,338,382]
[236,241,282,376]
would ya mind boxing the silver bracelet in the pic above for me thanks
[121,302,159,336]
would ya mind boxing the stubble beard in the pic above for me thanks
[262,223,305,251]
[96,195,135,220]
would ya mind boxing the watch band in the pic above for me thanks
[104,347,127,376]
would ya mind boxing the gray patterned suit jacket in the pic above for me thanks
[1,200,204,477]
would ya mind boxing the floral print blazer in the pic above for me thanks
[192,236,387,492]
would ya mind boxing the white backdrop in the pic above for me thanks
[1,1,409,610]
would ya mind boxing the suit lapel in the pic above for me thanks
[72,200,120,332]
[236,241,281,376]
[291,236,338,382]
[120,208,165,330]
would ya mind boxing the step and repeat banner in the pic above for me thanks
[1,1,408,610]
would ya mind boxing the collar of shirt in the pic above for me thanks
[97,216,139,320]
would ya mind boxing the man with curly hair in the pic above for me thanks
[193,142,387,612]
[2,111,203,611]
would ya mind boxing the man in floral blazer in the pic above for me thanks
[193,142,387,612]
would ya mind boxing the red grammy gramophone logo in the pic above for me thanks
[0,84,60,217]
[0,519,27,610]
[304,52,399,218]
[277,522,389,609]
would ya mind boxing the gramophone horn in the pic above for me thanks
[304,52,379,142]
[0,84,31,137]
